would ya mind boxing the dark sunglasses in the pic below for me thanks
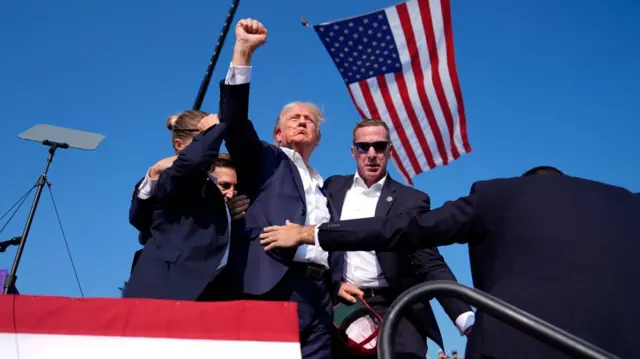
[354,141,390,153]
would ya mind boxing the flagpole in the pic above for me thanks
[192,0,240,110]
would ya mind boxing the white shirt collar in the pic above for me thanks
[353,171,387,192]
[280,147,324,186]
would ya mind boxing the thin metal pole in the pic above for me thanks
[192,0,240,110]
[3,141,68,295]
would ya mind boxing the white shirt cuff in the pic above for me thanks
[454,311,475,335]
[314,225,321,247]
[224,63,252,85]
[137,169,157,200]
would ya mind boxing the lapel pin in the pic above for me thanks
[386,196,393,202]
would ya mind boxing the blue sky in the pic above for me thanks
[1,0,638,356]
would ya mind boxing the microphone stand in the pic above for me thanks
[3,140,69,295]
[0,237,21,253]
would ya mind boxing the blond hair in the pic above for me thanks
[166,110,209,151]
[273,102,324,144]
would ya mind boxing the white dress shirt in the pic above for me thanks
[224,64,331,269]
[341,172,389,288]
[137,171,230,271]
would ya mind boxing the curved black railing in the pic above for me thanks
[378,281,618,359]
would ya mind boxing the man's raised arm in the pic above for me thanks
[219,18,268,196]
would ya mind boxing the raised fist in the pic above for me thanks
[235,18,267,52]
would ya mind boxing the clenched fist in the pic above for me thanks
[236,18,267,50]
[232,18,267,66]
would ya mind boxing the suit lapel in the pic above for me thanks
[375,176,398,217]
[319,187,340,220]
[375,176,399,283]
[287,158,306,204]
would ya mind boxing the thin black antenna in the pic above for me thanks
[192,0,241,110]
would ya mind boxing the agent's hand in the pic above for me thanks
[149,155,178,180]
[259,220,315,250]
[228,194,250,220]
[338,282,364,304]
[198,114,220,132]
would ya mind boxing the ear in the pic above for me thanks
[274,127,282,144]
[173,138,184,152]
[387,143,394,159]
[351,146,358,160]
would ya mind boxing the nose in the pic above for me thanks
[367,146,377,158]
[222,187,235,199]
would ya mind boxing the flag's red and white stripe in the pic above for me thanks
[348,0,471,184]
[0,295,301,359]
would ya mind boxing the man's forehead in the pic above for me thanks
[284,104,315,117]
[213,166,236,176]
[355,125,387,140]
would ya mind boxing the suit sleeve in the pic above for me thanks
[129,178,153,233]
[411,247,473,321]
[154,123,228,200]
[218,81,280,197]
[407,192,474,322]
[318,185,481,252]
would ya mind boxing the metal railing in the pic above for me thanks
[378,281,618,359]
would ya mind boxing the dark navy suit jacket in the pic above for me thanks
[323,174,472,350]
[218,81,344,298]
[128,180,151,273]
[317,175,640,359]
[129,178,153,245]
[124,123,230,300]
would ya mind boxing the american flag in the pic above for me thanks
[314,0,471,184]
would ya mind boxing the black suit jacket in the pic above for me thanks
[124,123,230,301]
[323,174,472,350]
[317,175,640,359]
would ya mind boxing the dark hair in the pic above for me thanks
[352,118,391,143]
[215,152,234,170]
[522,166,563,177]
